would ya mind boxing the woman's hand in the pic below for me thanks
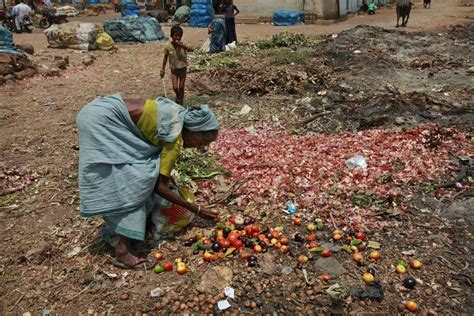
[197,207,218,220]
[155,175,218,221]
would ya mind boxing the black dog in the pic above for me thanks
[396,0,412,28]
[423,0,431,9]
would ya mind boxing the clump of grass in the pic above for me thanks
[189,55,240,72]
[256,31,315,49]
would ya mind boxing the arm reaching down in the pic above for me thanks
[154,175,218,220]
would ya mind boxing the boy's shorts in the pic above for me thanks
[171,67,187,77]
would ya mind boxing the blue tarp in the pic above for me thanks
[190,0,214,28]
[0,26,24,55]
[104,16,167,44]
[119,0,141,17]
[273,10,304,26]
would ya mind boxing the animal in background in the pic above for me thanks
[396,0,412,27]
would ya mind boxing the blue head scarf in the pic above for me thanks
[156,97,220,143]
[184,104,220,132]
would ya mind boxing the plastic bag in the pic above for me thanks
[350,281,384,302]
[345,155,368,169]
[201,38,210,53]
[96,31,114,51]
[150,185,195,240]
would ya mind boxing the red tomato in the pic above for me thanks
[355,231,366,240]
[251,224,260,234]
[228,234,238,244]
[153,252,164,260]
[220,239,231,248]
[245,226,253,235]
[321,249,331,257]
[240,251,250,260]
[233,239,243,250]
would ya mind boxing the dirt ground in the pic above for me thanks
[1,0,473,315]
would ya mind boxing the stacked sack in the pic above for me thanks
[119,0,141,17]
[104,16,167,44]
[190,0,214,28]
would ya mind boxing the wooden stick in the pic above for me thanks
[329,212,338,229]
[65,284,92,303]
[298,111,331,125]
[9,294,24,312]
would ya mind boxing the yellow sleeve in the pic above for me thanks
[159,134,182,177]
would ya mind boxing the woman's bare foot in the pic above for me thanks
[114,235,145,267]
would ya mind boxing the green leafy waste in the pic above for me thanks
[0,192,20,207]
[171,149,228,192]
[256,31,316,49]
[189,54,241,72]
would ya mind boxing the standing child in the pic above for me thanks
[160,25,193,105]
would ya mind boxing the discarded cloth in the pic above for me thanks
[209,18,225,53]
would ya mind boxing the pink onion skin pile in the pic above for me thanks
[202,124,471,230]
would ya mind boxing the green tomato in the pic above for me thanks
[154,265,165,274]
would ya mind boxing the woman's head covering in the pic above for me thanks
[156,97,220,143]
[184,104,220,132]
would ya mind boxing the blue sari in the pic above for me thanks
[76,95,219,241]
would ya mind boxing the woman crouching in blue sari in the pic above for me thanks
[76,94,220,268]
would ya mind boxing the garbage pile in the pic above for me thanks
[193,60,332,96]
[0,26,37,84]
[206,124,471,229]
[189,25,473,132]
